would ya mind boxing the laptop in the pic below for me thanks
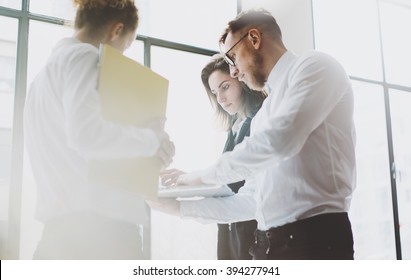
[158,183,234,198]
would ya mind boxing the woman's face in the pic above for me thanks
[208,70,244,116]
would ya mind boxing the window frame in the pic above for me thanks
[312,0,411,260]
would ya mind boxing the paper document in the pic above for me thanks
[89,44,169,199]
[158,184,234,198]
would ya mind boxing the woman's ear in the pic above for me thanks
[109,22,124,41]
[248,29,262,49]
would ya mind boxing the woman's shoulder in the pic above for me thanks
[52,37,98,63]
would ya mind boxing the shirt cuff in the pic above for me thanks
[200,165,218,184]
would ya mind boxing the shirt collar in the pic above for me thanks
[265,51,297,94]
[232,117,247,134]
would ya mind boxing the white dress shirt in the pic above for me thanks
[181,51,356,230]
[24,37,159,223]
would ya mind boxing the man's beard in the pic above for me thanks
[248,52,266,91]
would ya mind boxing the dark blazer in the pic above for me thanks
[217,117,257,260]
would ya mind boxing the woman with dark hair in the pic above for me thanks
[161,54,266,259]
[24,0,174,259]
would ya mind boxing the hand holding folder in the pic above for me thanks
[89,44,169,199]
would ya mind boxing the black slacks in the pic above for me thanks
[249,212,354,260]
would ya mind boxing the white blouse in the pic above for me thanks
[24,38,159,223]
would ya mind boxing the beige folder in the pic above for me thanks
[89,44,168,198]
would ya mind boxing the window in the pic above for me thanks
[0,0,21,10]
[349,81,395,259]
[28,0,238,50]
[313,0,382,81]
[150,47,225,259]
[380,1,411,87]
[29,0,75,21]
[135,0,237,50]
[389,90,411,260]
[313,0,411,259]
[123,40,144,63]
[0,16,17,127]
[0,15,17,260]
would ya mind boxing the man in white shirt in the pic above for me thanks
[156,9,356,260]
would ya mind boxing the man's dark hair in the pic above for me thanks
[220,8,282,44]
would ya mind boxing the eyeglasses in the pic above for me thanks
[221,32,249,67]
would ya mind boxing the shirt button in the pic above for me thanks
[289,234,293,239]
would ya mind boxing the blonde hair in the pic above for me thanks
[73,0,138,35]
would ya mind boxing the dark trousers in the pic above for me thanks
[249,212,354,260]
[217,220,257,260]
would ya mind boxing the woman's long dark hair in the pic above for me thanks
[201,54,266,130]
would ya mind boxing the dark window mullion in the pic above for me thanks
[377,0,402,260]
[6,0,29,260]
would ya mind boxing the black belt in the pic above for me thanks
[255,212,351,253]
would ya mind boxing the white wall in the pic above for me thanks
[241,0,315,54]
